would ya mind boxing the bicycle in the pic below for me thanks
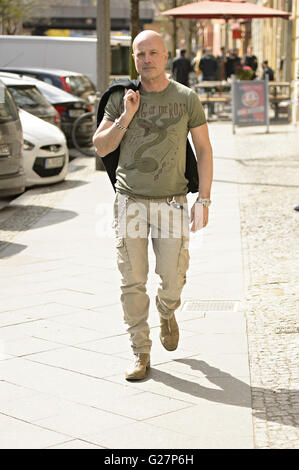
[71,110,105,170]
[71,111,97,157]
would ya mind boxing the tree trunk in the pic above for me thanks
[172,0,177,60]
[130,0,139,79]
[96,0,110,95]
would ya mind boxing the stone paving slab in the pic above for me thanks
[47,439,104,449]
[0,413,69,449]
[145,399,253,438]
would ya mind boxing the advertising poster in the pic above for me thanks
[232,80,269,133]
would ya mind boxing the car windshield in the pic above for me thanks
[7,85,54,113]
[65,75,96,96]
[0,87,19,123]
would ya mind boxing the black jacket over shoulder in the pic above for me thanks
[96,78,199,194]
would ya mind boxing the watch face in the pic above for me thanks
[199,198,210,204]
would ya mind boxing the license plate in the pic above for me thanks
[0,144,10,155]
[68,109,84,118]
[45,156,64,169]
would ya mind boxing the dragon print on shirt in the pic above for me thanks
[123,101,186,179]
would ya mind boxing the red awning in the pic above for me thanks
[162,1,290,20]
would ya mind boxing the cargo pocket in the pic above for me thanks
[177,236,190,276]
[116,236,132,275]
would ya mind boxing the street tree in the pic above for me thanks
[152,0,201,60]
[130,0,139,79]
[0,0,45,35]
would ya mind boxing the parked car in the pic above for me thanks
[0,72,94,148]
[0,74,60,128]
[0,81,25,197]
[0,67,97,104]
[19,109,68,187]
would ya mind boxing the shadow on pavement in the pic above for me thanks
[0,241,27,258]
[25,178,89,194]
[150,358,298,427]
[0,205,78,231]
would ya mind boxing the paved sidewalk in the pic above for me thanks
[231,123,299,448]
[0,121,266,449]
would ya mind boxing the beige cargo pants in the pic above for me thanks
[113,192,190,354]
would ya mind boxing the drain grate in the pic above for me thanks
[275,326,299,334]
[182,300,239,312]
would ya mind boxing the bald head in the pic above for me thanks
[132,30,166,54]
[132,30,168,84]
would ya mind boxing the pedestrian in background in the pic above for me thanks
[171,48,194,87]
[199,47,218,81]
[232,47,241,72]
[225,48,241,79]
[225,49,235,79]
[216,46,226,80]
[93,30,213,381]
[243,46,258,79]
[262,60,274,81]
[199,47,218,116]
[192,47,203,80]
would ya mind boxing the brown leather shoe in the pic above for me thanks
[160,313,179,351]
[125,353,150,381]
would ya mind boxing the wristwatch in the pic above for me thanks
[196,197,212,208]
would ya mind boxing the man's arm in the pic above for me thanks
[93,89,140,157]
[189,123,213,232]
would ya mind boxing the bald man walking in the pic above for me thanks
[93,31,213,380]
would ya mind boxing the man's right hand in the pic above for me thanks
[123,88,140,119]
[93,88,140,157]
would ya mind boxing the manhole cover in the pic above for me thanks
[182,300,239,312]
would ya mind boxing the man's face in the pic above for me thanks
[132,36,168,81]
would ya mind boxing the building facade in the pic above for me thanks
[292,0,299,120]
[23,0,154,35]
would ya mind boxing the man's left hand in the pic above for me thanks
[189,202,209,232]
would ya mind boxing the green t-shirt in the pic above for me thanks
[103,79,206,198]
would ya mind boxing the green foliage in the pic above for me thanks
[235,66,255,80]
[0,0,44,34]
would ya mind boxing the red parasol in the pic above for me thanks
[161,0,290,20]
[162,1,290,88]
